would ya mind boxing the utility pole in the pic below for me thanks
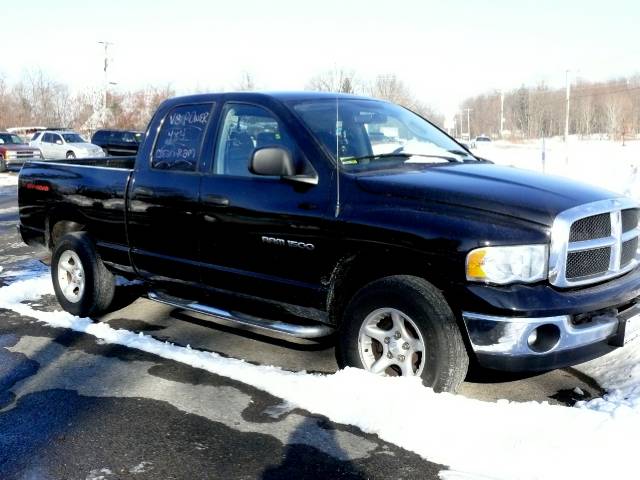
[98,41,114,114]
[564,69,571,142]
[464,108,472,140]
[500,91,505,138]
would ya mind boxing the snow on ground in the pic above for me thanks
[0,173,18,188]
[1,268,640,480]
[473,137,640,199]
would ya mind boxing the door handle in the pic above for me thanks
[203,194,230,207]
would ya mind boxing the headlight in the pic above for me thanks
[6,151,16,158]
[466,244,548,284]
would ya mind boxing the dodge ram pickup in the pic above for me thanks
[18,92,640,392]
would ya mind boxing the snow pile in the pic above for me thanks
[2,270,640,480]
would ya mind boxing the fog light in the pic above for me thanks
[527,324,561,353]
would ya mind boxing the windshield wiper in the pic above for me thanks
[447,149,478,160]
[344,153,462,164]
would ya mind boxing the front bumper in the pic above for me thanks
[457,267,640,371]
[463,303,639,371]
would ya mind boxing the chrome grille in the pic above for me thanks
[566,247,611,279]
[550,199,640,287]
[622,208,639,232]
[621,237,639,267]
[569,213,610,241]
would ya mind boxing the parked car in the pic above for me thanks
[473,135,492,147]
[0,132,43,171]
[91,129,143,156]
[18,92,640,393]
[29,130,105,160]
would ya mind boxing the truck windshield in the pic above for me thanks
[290,98,474,171]
[61,133,87,143]
[0,133,25,145]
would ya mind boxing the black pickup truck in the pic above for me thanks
[18,92,640,392]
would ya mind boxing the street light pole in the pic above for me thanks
[564,69,571,142]
[500,91,505,138]
[98,41,114,114]
[465,108,472,140]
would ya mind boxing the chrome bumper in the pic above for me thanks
[462,311,620,356]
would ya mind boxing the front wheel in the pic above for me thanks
[66,151,76,159]
[51,232,115,317]
[336,275,469,393]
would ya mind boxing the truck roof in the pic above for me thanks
[162,91,376,106]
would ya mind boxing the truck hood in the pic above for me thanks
[355,163,620,226]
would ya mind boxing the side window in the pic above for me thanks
[214,104,296,176]
[152,103,213,172]
[42,133,53,143]
[92,131,106,143]
[31,132,42,142]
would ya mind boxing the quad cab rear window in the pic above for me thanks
[152,103,213,172]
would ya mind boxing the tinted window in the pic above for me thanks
[31,132,43,142]
[92,131,107,143]
[43,133,54,143]
[152,103,213,171]
[214,104,296,176]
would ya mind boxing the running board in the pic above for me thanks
[147,291,335,339]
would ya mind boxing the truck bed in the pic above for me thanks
[18,157,135,268]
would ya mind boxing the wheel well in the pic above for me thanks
[326,249,446,324]
[48,218,85,248]
[66,151,75,157]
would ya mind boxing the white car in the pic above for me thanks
[30,131,105,160]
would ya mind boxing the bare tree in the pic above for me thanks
[306,68,359,94]
[235,72,256,91]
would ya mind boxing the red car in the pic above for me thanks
[0,132,43,171]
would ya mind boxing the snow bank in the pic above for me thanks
[2,270,640,480]
[0,173,19,188]
[475,138,640,199]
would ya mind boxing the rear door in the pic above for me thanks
[127,101,215,283]
[40,133,54,158]
[50,134,65,159]
[198,101,336,307]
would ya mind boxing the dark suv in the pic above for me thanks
[91,130,143,156]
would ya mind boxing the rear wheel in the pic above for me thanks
[336,275,469,393]
[51,232,115,317]
[66,151,76,159]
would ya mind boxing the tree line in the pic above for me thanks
[0,70,175,133]
[460,75,640,140]
[0,69,445,133]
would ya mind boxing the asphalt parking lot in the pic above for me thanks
[0,173,602,479]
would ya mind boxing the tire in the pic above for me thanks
[51,232,115,317]
[336,275,469,393]
[66,151,76,159]
[0,157,6,172]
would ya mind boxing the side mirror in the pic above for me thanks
[55,140,63,145]
[250,147,296,176]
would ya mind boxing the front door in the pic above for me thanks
[198,102,335,308]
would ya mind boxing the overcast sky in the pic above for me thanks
[1,0,638,117]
